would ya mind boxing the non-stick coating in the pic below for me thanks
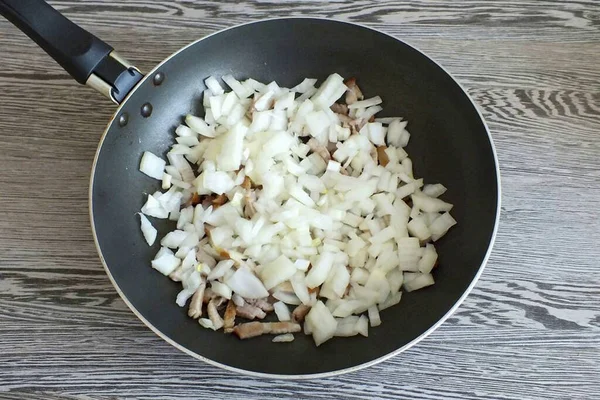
[91,18,499,376]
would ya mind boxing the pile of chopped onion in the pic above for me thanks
[138,73,456,346]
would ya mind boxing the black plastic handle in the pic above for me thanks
[0,0,113,84]
[0,0,143,103]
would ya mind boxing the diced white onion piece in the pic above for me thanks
[387,269,404,294]
[412,193,453,213]
[348,96,382,109]
[272,290,302,305]
[254,90,275,111]
[407,216,431,241]
[139,151,166,180]
[305,301,338,346]
[185,114,216,138]
[429,212,457,241]
[378,291,402,311]
[225,266,269,299]
[365,268,390,304]
[211,281,232,299]
[138,213,157,246]
[355,315,369,337]
[205,76,224,95]
[259,255,297,290]
[291,78,318,93]
[418,243,438,273]
[200,171,235,195]
[151,252,181,275]
[404,273,435,292]
[290,272,311,305]
[160,230,188,249]
[386,119,408,147]
[294,259,310,272]
[422,183,447,198]
[207,259,235,280]
[274,301,292,321]
[368,305,381,327]
[305,251,335,288]
[334,316,360,337]
[311,74,347,110]
[272,334,295,343]
[217,123,247,171]
[305,110,331,138]
[176,124,196,137]
[198,318,215,329]
[141,194,168,219]
[222,75,251,99]
[232,293,245,307]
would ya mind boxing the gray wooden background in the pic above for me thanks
[1,1,599,399]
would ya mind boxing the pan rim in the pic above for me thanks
[89,16,502,379]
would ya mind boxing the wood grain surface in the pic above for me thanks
[1,0,599,399]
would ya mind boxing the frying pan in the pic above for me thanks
[0,0,500,378]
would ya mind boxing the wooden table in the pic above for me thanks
[1,1,599,398]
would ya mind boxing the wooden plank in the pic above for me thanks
[0,0,599,398]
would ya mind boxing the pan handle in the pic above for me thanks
[0,0,143,104]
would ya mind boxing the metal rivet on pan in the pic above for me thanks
[153,72,165,86]
[118,112,129,127]
[141,103,153,118]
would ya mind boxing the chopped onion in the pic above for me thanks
[274,301,292,321]
[404,273,435,292]
[225,266,269,299]
[305,301,338,346]
[138,73,457,346]
[139,151,166,180]
[367,305,381,327]
[138,213,157,246]
[259,255,297,290]
[151,252,180,275]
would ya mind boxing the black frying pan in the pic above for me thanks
[0,0,500,378]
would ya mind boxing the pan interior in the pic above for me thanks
[91,18,498,376]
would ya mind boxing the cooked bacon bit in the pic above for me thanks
[190,192,202,206]
[218,248,230,259]
[307,138,331,162]
[268,322,302,335]
[352,118,367,132]
[232,321,263,339]
[168,266,184,282]
[207,298,224,330]
[223,300,236,333]
[233,321,301,339]
[292,304,311,323]
[377,146,390,167]
[188,282,206,319]
[201,195,215,209]
[326,141,338,154]
[212,194,228,208]
[247,298,274,312]
[337,113,353,124]
[330,103,349,115]
[344,77,364,105]
[241,176,253,190]
[203,287,216,303]
[236,304,267,320]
